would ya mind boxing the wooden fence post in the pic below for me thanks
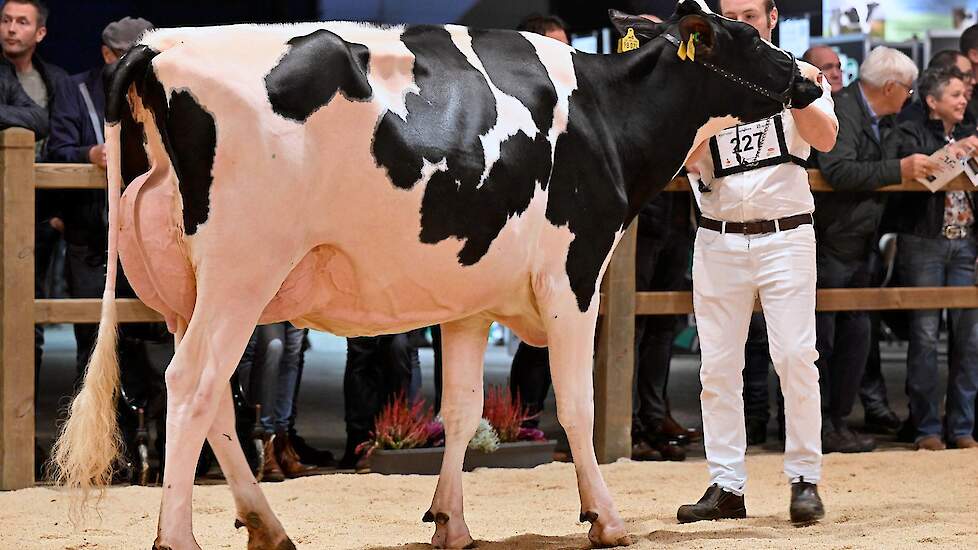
[594,221,637,464]
[0,128,36,490]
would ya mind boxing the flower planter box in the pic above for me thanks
[369,440,557,475]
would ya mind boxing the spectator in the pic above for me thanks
[1,0,59,389]
[900,50,975,126]
[341,334,421,469]
[237,323,316,481]
[516,13,569,44]
[742,313,774,445]
[886,66,978,451]
[45,16,152,378]
[803,45,844,94]
[813,47,926,452]
[631,191,693,462]
[960,23,978,122]
[506,13,570,429]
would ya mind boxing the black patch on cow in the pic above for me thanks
[545,54,630,312]
[265,29,372,122]
[136,67,217,236]
[120,103,149,186]
[373,26,559,265]
[469,29,557,136]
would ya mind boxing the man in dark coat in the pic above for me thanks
[46,16,153,377]
[813,47,936,452]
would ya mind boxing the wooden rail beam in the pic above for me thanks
[34,298,163,324]
[615,287,978,315]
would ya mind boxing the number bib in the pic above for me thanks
[709,115,805,178]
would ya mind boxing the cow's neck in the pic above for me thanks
[574,42,716,221]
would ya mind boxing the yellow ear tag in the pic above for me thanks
[687,37,696,61]
[677,39,687,60]
[618,28,640,53]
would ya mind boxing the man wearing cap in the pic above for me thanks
[46,16,154,378]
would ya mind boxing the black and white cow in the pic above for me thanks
[52,1,824,548]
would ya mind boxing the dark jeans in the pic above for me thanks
[859,312,892,417]
[816,246,873,427]
[65,242,107,379]
[632,233,687,430]
[343,334,420,444]
[897,234,978,441]
[237,323,305,433]
[34,222,61,383]
[509,343,550,427]
[743,312,773,425]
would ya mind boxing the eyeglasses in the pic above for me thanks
[893,81,915,97]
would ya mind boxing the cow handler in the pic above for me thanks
[678,0,839,525]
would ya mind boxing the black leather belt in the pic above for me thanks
[700,213,813,235]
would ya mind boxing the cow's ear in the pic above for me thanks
[678,14,716,59]
[608,9,664,42]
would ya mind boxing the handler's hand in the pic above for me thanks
[900,154,939,183]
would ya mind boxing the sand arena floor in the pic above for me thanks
[2,449,977,549]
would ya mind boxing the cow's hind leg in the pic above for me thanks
[543,300,632,547]
[208,386,294,549]
[426,317,490,549]
[153,291,282,550]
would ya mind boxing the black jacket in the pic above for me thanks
[46,66,108,249]
[812,82,902,257]
[0,57,49,138]
[885,117,977,239]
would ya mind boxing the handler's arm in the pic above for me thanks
[792,72,838,153]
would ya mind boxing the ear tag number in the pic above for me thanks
[618,28,640,53]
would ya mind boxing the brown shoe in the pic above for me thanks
[662,414,702,443]
[952,436,978,449]
[274,431,318,478]
[261,434,285,482]
[915,435,946,451]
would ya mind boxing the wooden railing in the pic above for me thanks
[3,127,978,486]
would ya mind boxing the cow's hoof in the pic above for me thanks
[581,510,633,548]
[235,513,296,550]
[425,510,475,549]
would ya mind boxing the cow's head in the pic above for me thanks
[611,0,823,123]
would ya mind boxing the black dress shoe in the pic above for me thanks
[823,425,875,453]
[746,418,768,446]
[677,484,747,524]
[789,479,824,525]
[864,409,901,434]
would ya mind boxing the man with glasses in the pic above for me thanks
[813,47,935,450]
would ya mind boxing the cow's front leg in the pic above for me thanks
[544,300,632,548]
[425,317,489,549]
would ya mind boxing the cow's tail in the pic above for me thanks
[50,45,159,522]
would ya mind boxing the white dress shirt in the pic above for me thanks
[689,80,836,223]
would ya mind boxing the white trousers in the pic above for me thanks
[692,224,821,495]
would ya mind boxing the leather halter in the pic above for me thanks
[661,32,796,110]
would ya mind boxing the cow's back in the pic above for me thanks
[127,22,580,339]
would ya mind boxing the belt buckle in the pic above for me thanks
[943,225,967,239]
[744,221,765,235]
